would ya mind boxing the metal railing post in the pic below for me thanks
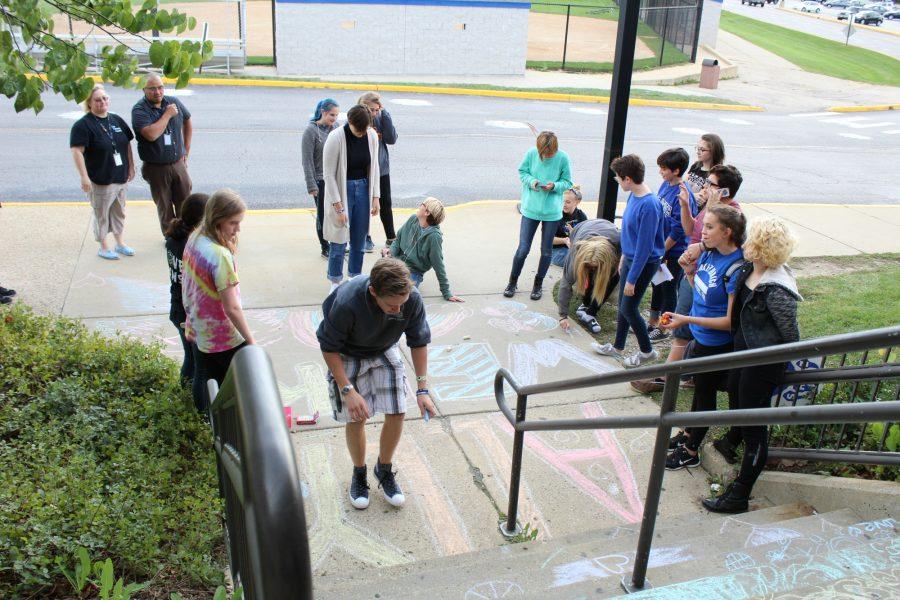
[562,5,571,70]
[500,393,528,538]
[622,372,680,593]
[658,6,669,68]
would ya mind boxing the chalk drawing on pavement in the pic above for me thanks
[551,544,693,588]
[428,342,501,402]
[289,309,323,348]
[495,402,643,523]
[464,580,524,599]
[278,362,331,414]
[425,304,474,339]
[509,338,616,386]
[70,272,107,289]
[92,316,181,359]
[482,300,557,333]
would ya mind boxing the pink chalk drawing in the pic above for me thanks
[482,300,557,333]
[425,304,474,339]
[289,309,323,348]
[495,402,644,524]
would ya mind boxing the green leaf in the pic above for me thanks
[13,90,30,113]
[188,16,197,30]
[176,71,190,88]
[190,52,202,68]
[213,587,227,600]
[99,558,114,597]
[148,42,166,68]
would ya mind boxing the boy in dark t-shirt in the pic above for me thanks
[550,186,588,267]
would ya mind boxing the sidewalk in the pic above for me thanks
[3,200,898,581]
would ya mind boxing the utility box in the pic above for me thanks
[699,58,720,90]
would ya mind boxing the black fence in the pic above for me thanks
[208,346,313,599]
[528,1,701,71]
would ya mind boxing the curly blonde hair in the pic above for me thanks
[573,237,617,304]
[743,216,797,267]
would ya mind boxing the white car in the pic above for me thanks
[800,1,823,11]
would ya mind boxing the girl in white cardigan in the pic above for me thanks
[323,104,381,290]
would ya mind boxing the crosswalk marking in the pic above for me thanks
[837,133,872,140]
[790,112,838,118]
[672,127,705,135]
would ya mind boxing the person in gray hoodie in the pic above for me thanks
[384,197,463,302]
[301,98,340,257]
[703,216,802,514]
[557,219,621,334]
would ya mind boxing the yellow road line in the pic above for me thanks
[827,104,900,113]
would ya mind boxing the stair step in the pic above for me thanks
[618,512,899,599]
[315,502,814,598]
[764,564,900,599]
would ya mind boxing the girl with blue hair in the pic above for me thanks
[302,98,341,257]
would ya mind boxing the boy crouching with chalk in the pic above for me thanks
[317,258,437,510]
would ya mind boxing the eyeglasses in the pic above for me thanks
[93,96,110,102]
[696,146,710,153]
[144,85,164,92]
[704,181,721,189]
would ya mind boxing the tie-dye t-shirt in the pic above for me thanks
[182,232,244,353]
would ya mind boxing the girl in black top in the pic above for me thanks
[685,133,725,198]
[164,193,210,386]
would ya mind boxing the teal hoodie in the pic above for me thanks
[518,147,573,222]
[390,215,453,299]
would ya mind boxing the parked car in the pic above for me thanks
[885,10,900,19]
[854,9,885,23]
[742,0,765,6]
[800,1,823,11]
[825,0,850,8]
[837,9,854,18]
[862,3,890,12]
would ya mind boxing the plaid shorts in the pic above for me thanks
[327,344,409,423]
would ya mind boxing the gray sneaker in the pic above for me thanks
[623,349,659,368]
[592,342,623,360]
[648,327,670,344]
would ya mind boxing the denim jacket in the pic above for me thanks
[732,264,802,349]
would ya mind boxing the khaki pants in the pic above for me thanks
[142,160,192,235]
[89,183,127,243]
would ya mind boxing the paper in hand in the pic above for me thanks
[651,264,674,286]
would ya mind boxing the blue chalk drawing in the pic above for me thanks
[429,342,501,402]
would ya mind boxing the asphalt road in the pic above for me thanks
[1,85,898,208]
[726,0,900,58]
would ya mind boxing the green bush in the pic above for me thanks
[0,305,224,596]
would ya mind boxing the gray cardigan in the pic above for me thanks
[557,219,622,317]
[301,121,338,193]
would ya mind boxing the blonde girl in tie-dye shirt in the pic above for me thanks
[182,188,255,413]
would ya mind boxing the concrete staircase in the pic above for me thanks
[314,502,899,599]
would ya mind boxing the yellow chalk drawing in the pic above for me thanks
[303,444,409,570]
[398,437,473,556]
[278,362,331,413]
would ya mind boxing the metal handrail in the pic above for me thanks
[493,325,900,593]
[208,346,313,600]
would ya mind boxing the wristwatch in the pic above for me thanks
[340,383,354,396]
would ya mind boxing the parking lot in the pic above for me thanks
[726,0,900,58]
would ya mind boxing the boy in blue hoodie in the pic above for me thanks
[593,154,665,368]
[647,147,697,343]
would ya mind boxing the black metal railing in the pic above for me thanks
[494,325,900,593]
[208,346,313,600]
[529,1,700,70]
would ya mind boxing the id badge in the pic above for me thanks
[112,152,123,167]
[163,133,172,146]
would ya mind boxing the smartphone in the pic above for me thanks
[719,188,731,198]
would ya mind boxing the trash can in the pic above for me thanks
[699,58,720,90]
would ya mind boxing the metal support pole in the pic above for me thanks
[691,0,704,63]
[562,5,571,70]
[500,394,528,538]
[271,0,278,67]
[659,6,670,68]
[622,372,680,593]
[597,0,641,222]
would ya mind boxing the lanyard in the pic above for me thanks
[94,115,115,143]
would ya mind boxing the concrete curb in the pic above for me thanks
[177,76,763,112]
[827,103,900,112]
[775,6,900,38]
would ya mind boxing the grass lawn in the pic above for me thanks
[531,0,619,21]
[720,10,900,87]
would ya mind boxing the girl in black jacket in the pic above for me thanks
[704,216,801,513]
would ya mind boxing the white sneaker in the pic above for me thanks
[576,309,601,333]
[592,342,623,359]
[623,349,659,368]
[329,281,343,294]
[575,304,590,320]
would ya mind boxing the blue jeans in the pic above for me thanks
[550,246,569,267]
[649,255,685,321]
[409,269,424,287]
[614,257,659,353]
[328,178,369,282]
[510,216,557,281]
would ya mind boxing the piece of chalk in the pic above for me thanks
[463,335,471,340]
[424,410,430,422]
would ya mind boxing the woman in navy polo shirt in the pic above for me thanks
[659,205,746,471]
[70,84,136,260]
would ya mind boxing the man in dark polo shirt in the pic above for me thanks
[132,74,193,235]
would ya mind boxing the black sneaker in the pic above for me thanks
[668,429,689,450]
[648,327,670,344]
[374,461,405,507]
[665,445,700,471]
[349,465,370,509]
[503,283,517,298]
[0,296,11,305]
[713,437,739,465]
[320,248,329,258]
[0,286,15,297]
[530,285,543,301]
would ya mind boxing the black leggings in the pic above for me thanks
[170,317,195,384]
[583,269,620,316]
[315,179,328,254]
[726,349,786,487]
[191,342,247,416]
[377,174,395,241]
[684,340,733,451]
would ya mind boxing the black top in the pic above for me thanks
[685,162,711,195]
[553,207,589,247]
[165,234,188,324]
[316,275,431,358]
[131,96,191,164]
[344,124,370,181]
[733,281,752,350]
[69,113,134,185]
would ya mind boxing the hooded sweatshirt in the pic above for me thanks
[518,147,573,222]
[557,219,622,317]
[390,215,454,300]
[732,263,803,348]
